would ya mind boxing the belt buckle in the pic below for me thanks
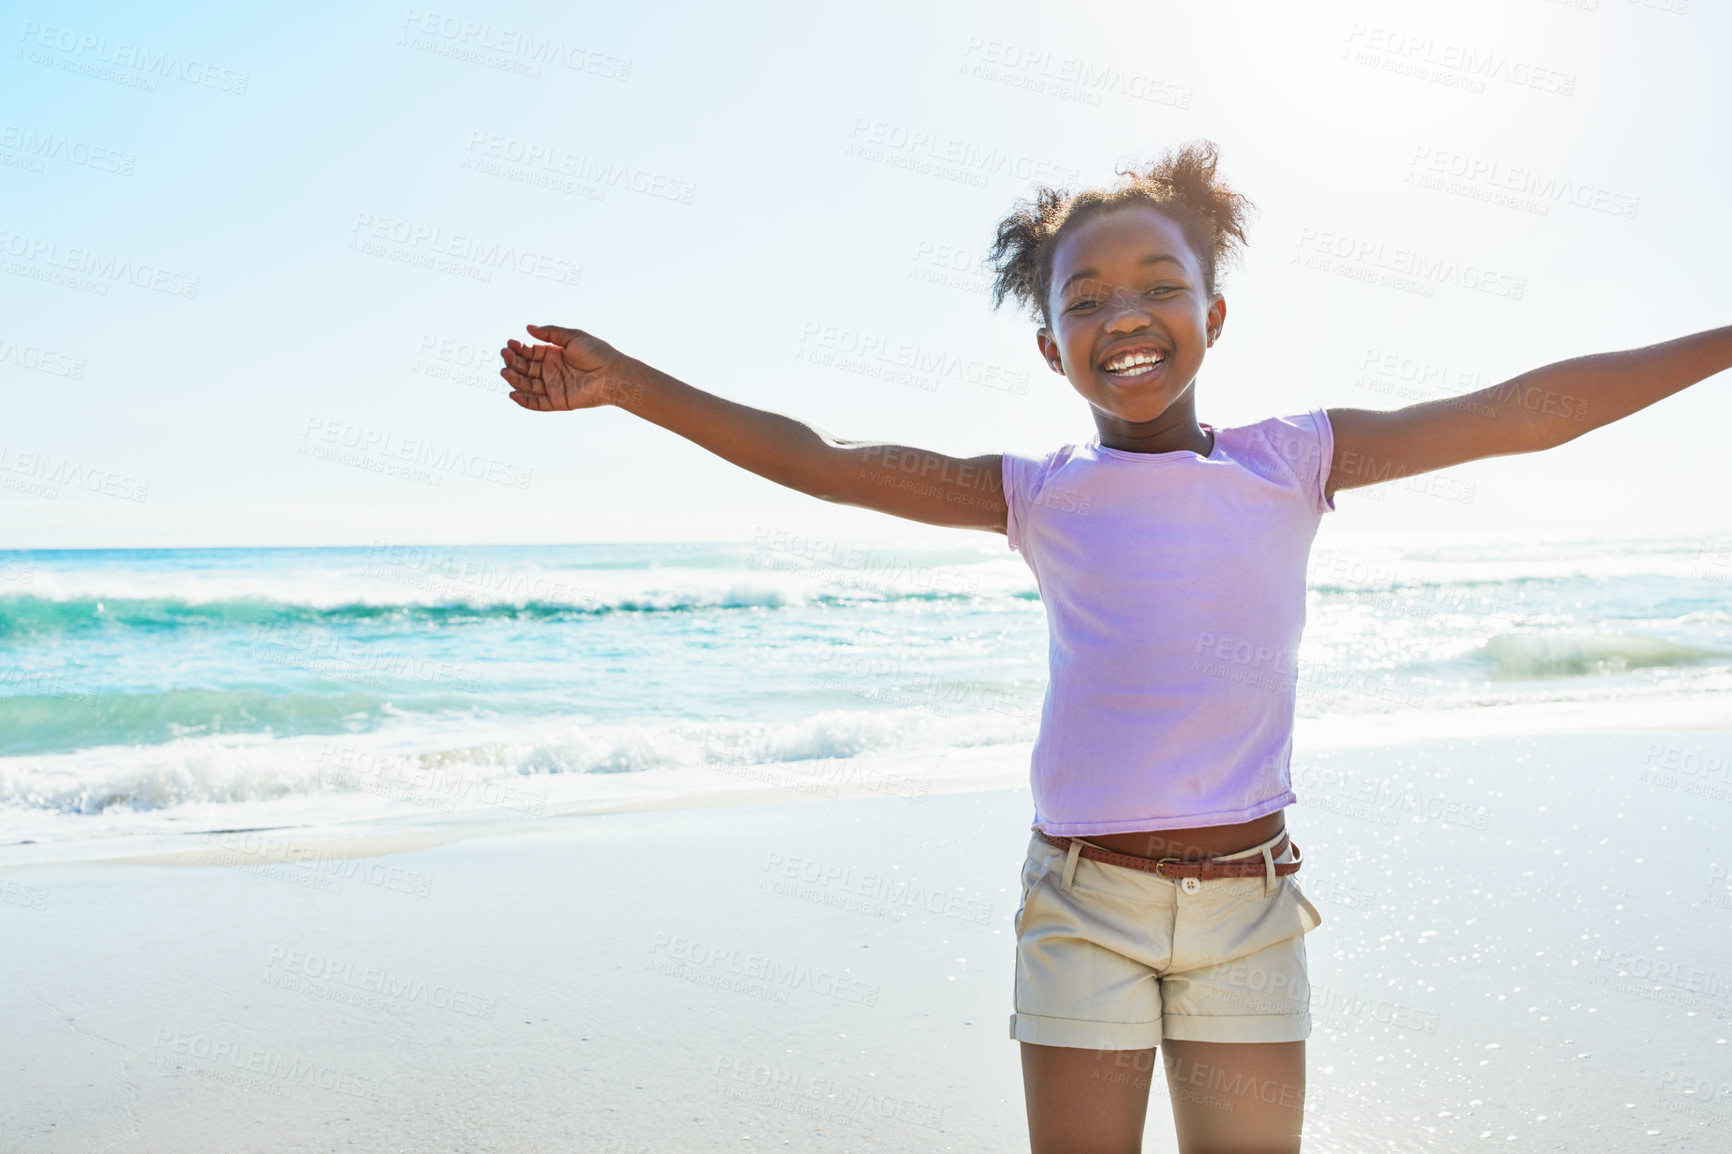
[1153,856,1185,879]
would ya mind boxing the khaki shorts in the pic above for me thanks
[1009,825,1323,1049]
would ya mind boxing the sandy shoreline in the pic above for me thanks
[12,689,1732,872]
[5,727,1732,1151]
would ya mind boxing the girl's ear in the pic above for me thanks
[1206,296,1227,347]
[1035,328,1064,373]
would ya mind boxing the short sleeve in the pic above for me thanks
[1002,451,1026,552]
[1001,448,1056,554]
[1310,407,1337,514]
[1262,409,1336,516]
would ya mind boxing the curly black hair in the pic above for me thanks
[986,140,1255,330]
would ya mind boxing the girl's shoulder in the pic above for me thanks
[1214,407,1331,445]
[1214,408,1335,515]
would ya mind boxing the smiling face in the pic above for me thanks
[1035,202,1226,450]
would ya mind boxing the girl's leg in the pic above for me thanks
[1160,1039,1306,1154]
[1021,1041,1159,1154]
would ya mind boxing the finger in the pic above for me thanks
[525,344,552,382]
[508,390,552,410]
[526,324,586,345]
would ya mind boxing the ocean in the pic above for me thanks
[4,533,1731,849]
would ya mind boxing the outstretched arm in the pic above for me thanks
[1325,324,1732,501]
[499,325,1007,532]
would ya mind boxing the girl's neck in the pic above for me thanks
[1094,410,1213,457]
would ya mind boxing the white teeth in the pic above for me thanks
[1104,351,1166,374]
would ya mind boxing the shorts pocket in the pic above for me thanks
[1014,862,1050,936]
[1286,875,1324,934]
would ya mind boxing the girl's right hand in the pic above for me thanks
[499,325,642,411]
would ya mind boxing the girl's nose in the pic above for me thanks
[1103,291,1155,329]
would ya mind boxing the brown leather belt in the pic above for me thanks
[1035,829,1303,881]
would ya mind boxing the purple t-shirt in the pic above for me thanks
[1002,409,1336,836]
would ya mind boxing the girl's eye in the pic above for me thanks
[1067,286,1179,312]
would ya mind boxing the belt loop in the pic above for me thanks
[1061,839,1084,893]
[1261,844,1277,899]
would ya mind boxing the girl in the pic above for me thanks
[498,141,1732,1154]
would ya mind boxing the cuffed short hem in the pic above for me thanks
[1009,1010,1163,1050]
[1159,1012,1311,1045]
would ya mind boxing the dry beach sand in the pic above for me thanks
[5,718,1732,1152]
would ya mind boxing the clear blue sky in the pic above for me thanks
[4,0,1727,548]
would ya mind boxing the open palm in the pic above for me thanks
[499,325,633,411]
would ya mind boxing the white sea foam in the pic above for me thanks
[0,703,1039,840]
[12,556,1023,612]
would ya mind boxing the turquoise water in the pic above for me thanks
[3,535,1731,839]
